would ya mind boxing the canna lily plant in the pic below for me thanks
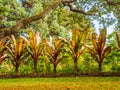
[26,29,47,74]
[0,40,8,64]
[6,35,27,76]
[116,32,120,50]
[84,29,111,72]
[46,37,65,75]
[67,28,92,74]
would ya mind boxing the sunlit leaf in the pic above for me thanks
[99,29,106,52]
[103,46,111,58]
[116,32,120,48]
[92,33,98,52]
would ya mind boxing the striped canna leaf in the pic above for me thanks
[0,40,8,64]
[98,29,106,53]
[92,33,98,53]
[116,32,120,49]
[103,46,111,59]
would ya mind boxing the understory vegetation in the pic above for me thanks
[0,28,120,76]
[1,0,120,77]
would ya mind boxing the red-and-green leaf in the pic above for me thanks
[0,40,8,64]
[77,47,86,59]
[27,29,46,62]
[37,40,46,56]
[92,33,98,53]
[18,37,24,57]
[29,29,35,48]
[116,32,120,48]
[72,29,79,45]
[80,27,92,43]
[86,29,110,64]
[99,29,107,53]
[11,35,16,46]
[46,38,65,65]
[103,46,111,59]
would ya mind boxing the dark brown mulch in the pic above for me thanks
[0,72,120,78]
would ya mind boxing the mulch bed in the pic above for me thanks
[0,72,120,78]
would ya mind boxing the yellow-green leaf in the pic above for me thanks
[116,32,120,48]
[103,46,111,58]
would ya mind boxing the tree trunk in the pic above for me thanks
[98,62,102,73]
[53,64,57,75]
[0,59,3,64]
[34,60,37,74]
[74,60,79,74]
[15,65,19,76]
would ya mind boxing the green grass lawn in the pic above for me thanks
[0,77,120,90]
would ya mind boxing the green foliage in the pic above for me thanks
[1,0,120,75]
[81,51,98,73]
[104,48,120,72]
[19,56,33,74]
[116,32,120,49]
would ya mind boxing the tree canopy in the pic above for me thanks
[0,0,120,39]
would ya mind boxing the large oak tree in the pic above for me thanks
[0,0,120,39]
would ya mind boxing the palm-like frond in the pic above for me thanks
[27,30,46,60]
[0,40,7,64]
[69,28,92,60]
[116,32,120,49]
[7,35,26,65]
[46,38,65,64]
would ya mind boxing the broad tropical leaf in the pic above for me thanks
[99,29,106,53]
[103,46,111,58]
[0,40,8,64]
[116,32,120,48]
[92,33,98,53]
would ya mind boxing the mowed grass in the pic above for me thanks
[0,77,120,90]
